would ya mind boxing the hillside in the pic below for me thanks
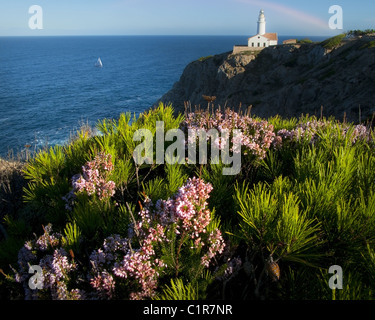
[157,36,375,122]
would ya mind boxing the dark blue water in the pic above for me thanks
[0,35,327,157]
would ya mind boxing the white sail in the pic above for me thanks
[95,57,103,67]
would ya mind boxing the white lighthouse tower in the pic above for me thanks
[257,9,266,35]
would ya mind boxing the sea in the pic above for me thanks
[0,35,328,157]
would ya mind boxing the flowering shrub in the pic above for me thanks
[273,120,372,148]
[344,124,373,144]
[91,232,166,300]
[15,224,84,300]
[184,111,372,157]
[183,108,276,161]
[63,152,116,210]
[90,177,225,300]
[5,105,375,301]
[15,177,225,300]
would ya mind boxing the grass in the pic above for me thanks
[0,159,26,225]
[297,38,313,44]
[321,33,346,50]
[197,55,213,62]
[238,50,261,57]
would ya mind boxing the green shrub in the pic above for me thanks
[347,29,375,37]
[321,33,346,49]
[297,38,313,44]
[197,55,213,62]
[1,104,375,300]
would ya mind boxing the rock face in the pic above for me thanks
[157,37,375,122]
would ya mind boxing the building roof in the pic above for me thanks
[248,33,278,41]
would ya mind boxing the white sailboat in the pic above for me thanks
[95,57,103,68]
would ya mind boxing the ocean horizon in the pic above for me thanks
[0,35,329,157]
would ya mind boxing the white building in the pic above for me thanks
[232,9,278,54]
[248,9,278,48]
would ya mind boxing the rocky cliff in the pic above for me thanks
[157,36,375,122]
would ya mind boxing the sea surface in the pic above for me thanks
[0,35,327,157]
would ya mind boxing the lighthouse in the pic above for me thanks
[257,9,266,35]
[247,9,278,49]
[232,8,278,54]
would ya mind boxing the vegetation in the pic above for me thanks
[360,40,375,50]
[347,29,375,37]
[297,38,313,44]
[320,30,375,51]
[1,102,375,300]
[321,33,347,50]
[197,55,213,62]
[238,50,261,57]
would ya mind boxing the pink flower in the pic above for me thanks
[183,108,276,162]
[64,153,116,208]
[90,271,116,299]
[176,199,195,220]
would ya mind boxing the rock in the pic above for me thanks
[155,37,375,123]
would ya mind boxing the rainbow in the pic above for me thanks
[237,0,328,31]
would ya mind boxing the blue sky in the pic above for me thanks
[0,0,374,36]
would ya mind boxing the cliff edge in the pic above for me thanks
[157,36,375,122]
